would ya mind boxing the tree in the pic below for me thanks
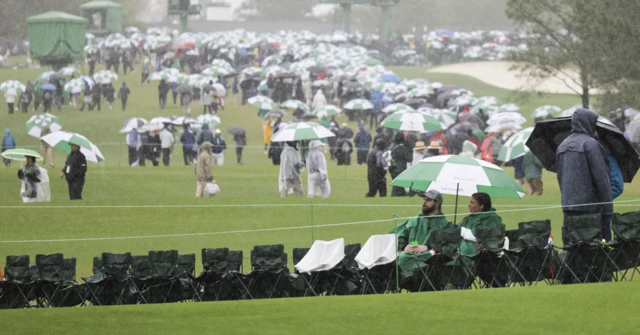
[506,0,598,108]
[234,0,316,21]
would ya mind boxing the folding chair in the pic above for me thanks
[4,255,34,308]
[142,250,179,304]
[505,220,556,286]
[54,258,86,307]
[289,248,311,297]
[605,211,640,281]
[294,238,346,296]
[198,248,230,301]
[355,234,398,294]
[126,255,153,304]
[414,227,474,291]
[326,244,362,295]
[171,254,199,302]
[82,252,132,306]
[246,244,291,299]
[34,253,64,308]
[471,224,517,288]
[556,214,614,284]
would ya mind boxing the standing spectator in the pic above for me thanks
[159,125,175,166]
[42,90,53,113]
[87,51,97,77]
[460,140,478,158]
[197,123,215,146]
[5,90,16,114]
[147,130,161,167]
[390,132,412,196]
[412,141,427,165]
[2,128,16,167]
[279,142,304,198]
[263,119,273,155]
[122,49,134,74]
[202,86,213,114]
[523,150,543,196]
[125,129,139,167]
[79,82,91,111]
[180,125,196,165]
[141,58,150,86]
[61,143,87,200]
[180,84,192,117]
[103,83,115,111]
[306,140,330,198]
[19,92,29,113]
[556,109,613,242]
[335,132,353,166]
[171,81,179,106]
[195,141,214,197]
[137,131,148,167]
[312,88,327,110]
[424,141,442,158]
[118,82,130,111]
[211,129,227,166]
[90,84,101,111]
[354,124,372,165]
[233,130,246,165]
[158,79,169,109]
[366,139,388,197]
[511,155,529,193]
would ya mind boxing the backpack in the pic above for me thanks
[44,92,52,102]
[341,141,350,153]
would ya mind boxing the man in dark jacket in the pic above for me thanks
[366,138,388,197]
[197,123,215,146]
[556,108,613,242]
[390,132,412,196]
[90,84,101,111]
[118,82,131,111]
[180,125,196,165]
[354,124,372,165]
[61,144,87,200]
[335,132,353,166]
[158,80,170,109]
[233,131,247,165]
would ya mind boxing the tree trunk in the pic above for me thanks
[580,67,590,108]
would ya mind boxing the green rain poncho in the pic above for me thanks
[458,208,502,257]
[390,211,453,277]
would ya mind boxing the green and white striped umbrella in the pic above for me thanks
[344,99,373,110]
[474,96,502,107]
[181,74,204,87]
[391,155,526,199]
[312,105,342,118]
[487,112,527,126]
[149,72,177,82]
[426,82,443,90]
[362,79,385,92]
[41,131,105,163]
[196,114,221,128]
[421,108,458,128]
[499,103,520,113]
[202,66,231,77]
[531,105,561,118]
[449,95,477,108]
[248,95,277,110]
[0,80,26,96]
[383,103,415,114]
[381,110,443,132]
[271,122,336,142]
[241,67,262,77]
[84,44,99,54]
[25,113,62,138]
[64,78,85,94]
[1,148,43,161]
[407,87,433,99]
[59,66,80,76]
[281,99,310,112]
[498,127,534,162]
[93,70,118,84]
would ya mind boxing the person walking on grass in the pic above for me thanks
[160,124,175,166]
[118,82,130,111]
[195,141,214,197]
[279,141,304,198]
[61,143,87,200]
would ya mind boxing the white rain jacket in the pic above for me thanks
[306,141,330,198]
[279,143,304,192]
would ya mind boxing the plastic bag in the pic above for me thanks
[204,182,220,196]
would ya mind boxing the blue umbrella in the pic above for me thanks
[380,73,401,83]
[41,83,56,91]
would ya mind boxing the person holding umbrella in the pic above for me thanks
[118,82,131,111]
[306,140,330,198]
[279,141,304,198]
[366,139,388,197]
[160,124,175,166]
[17,154,42,200]
[180,125,196,165]
[211,129,226,166]
[390,132,413,196]
[556,109,613,242]
[158,79,169,109]
[232,128,246,165]
[61,143,87,200]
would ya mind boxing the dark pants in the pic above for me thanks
[138,150,146,167]
[357,149,368,165]
[159,94,167,109]
[8,103,14,114]
[21,103,28,113]
[366,175,387,197]
[67,179,84,200]
[172,92,178,105]
[162,148,171,166]
[183,147,194,165]
[128,147,138,166]
[123,62,134,74]
[236,147,244,164]
[89,64,95,77]
[121,98,128,111]
[390,170,407,196]
[562,211,612,245]
[91,99,101,111]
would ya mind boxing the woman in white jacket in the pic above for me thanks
[306,140,330,198]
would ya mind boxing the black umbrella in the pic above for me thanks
[526,116,640,182]
[228,126,246,135]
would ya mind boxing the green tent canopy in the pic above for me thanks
[80,0,123,35]
[26,11,88,68]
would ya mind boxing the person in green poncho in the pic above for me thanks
[390,190,453,289]
[459,192,503,257]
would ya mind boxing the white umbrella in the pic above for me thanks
[271,122,335,142]
[120,118,148,133]
[41,131,105,163]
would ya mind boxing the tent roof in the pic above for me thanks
[80,0,123,10]
[26,11,89,24]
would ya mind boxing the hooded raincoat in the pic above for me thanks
[279,143,304,193]
[306,140,330,198]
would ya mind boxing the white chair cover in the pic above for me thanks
[355,234,397,270]
[294,238,345,274]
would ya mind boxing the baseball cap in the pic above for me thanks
[424,189,443,204]
[215,128,221,134]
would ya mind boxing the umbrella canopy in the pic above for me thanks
[248,95,277,110]
[196,114,221,128]
[532,105,561,118]
[150,72,177,82]
[626,119,640,143]
[499,103,520,113]
[344,99,373,110]
[1,80,26,96]
[41,131,105,163]
[41,83,56,91]
[312,105,342,118]
[93,70,118,84]
[25,113,62,138]
[383,103,415,114]
[228,126,246,135]
[64,78,85,94]
[1,148,43,161]
[381,110,444,132]
[120,118,148,133]
[281,99,309,112]
[380,73,401,83]
[487,112,527,129]
[526,116,640,182]
[497,127,534,162]
[421,108,458,129]
[59,66,80,76]
[474,96,502,107]
[312,79,330,87]
[264,110,289,119]
[391,155,526,199]
[271,122,335,142]
[449,95,477,108]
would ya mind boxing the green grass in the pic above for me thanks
[0,63,637,333]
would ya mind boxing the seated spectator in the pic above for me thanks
[459,192,503,257]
